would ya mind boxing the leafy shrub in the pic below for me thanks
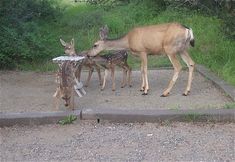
[65,10,104,29]
[0,0,61,69]
[58,115,77,125]
[164,0,235,40]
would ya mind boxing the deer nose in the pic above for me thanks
[65,103,69,107]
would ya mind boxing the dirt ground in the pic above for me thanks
[0,69,232,113]
[0,121,234,161]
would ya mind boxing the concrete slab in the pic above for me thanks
[77,69,232,111]
[0,66,234,127]
[196,65,235,101]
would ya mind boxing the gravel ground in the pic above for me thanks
[0,70,232,113]
[0,121,234,161]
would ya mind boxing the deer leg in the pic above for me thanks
[122,64,132,88]
[95,65,102,86]
[111,67,116,91]
[140,52,149,95]
[128,66,132,87]
[75,65,82,82]
[180,51,195,96]
[161,54,182,97]
[140,59,145,91]
[69,90,75,110]
[121,67,127,88]
[101,69,109,91]
[85,67,94,87]
[53,88,60,110]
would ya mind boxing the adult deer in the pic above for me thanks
[87,23,195,96]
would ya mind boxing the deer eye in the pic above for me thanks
[93,44,98,48]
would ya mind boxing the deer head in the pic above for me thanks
[60,38,76,56]
[57,61,75,107]
[59,85,73,107]
[99,25,109,40]
[88,25,109,56]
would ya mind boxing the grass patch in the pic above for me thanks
[184,113,201,122]
[58,115,77,125]
[224,102,235,109]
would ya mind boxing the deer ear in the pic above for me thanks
[99,28,105,40]
[60,39,67,47]
[99,25,109,40]
[71,38,74,46]
[104,25,109,34]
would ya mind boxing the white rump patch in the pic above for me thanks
[189,28,194,40]
[185,28,194,41]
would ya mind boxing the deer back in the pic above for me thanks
[58,61,74,87]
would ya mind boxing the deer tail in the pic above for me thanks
[188,28,195,47]
[182,24,195,47]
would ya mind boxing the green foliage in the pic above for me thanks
[0,0,234,86]
[0,0,61,69]
[222,13,235,40]
[61,5,104,29]
[86,0,129,10]
[184,113,200,122]
[164,0,235,40]
[58,115,77,125]
[224,102,235,109]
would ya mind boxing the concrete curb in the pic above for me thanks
[0,110,81,127]
[81,108,235,123]
[196,65,235,101]
[1,108,234,127]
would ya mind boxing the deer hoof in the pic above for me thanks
[183,91,190,96]
[84,84,88,87]
[142,92,148,95]
[129,85,132,88]
[112,89,115,91]
[160,93,169,97]
[121,85,126,88]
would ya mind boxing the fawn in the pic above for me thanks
[60,25,131,91]
[60,38,102,87]
[53,61,76,110]
[91,25,132,91]
[93,50,132,91]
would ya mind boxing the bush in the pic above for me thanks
[164,0,235,40]
[0,0,61,69]
[64,9,104,29]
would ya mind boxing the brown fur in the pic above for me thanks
[93,50,132,91]
[60,38,102,87]
[53,61,75,110]
[91,26,132,91]
[88,22,195,96]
